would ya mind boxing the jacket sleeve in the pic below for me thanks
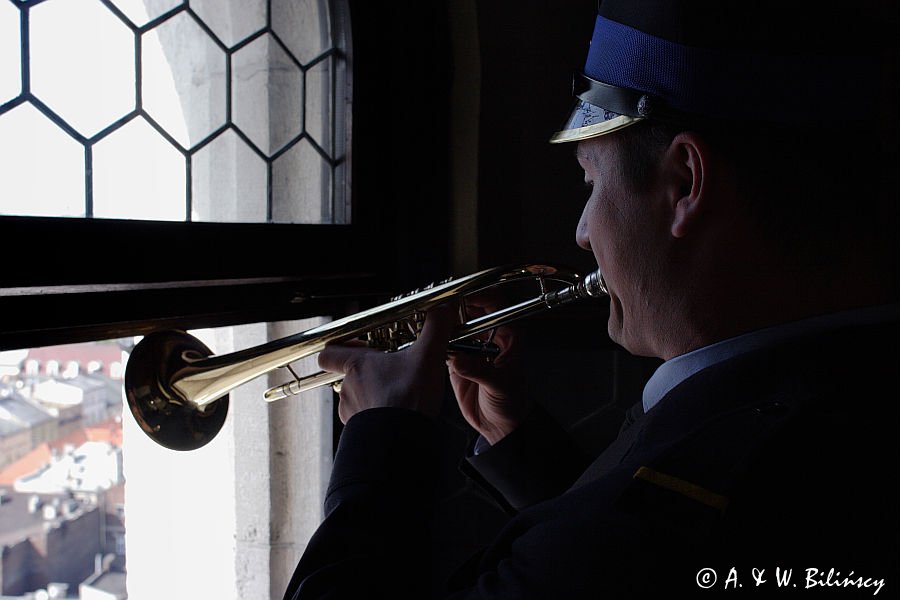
[283,407,443,599]
[460,405,592,512]
[283,406,595,599]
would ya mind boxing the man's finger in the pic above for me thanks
[447,353,496,386]
[318,342,379,374]
[414,303,459,359]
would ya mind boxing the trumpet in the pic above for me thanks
[124,264,608,451]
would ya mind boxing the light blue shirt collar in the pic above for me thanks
[642,303,900,413]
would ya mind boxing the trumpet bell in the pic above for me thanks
[125,330,230,451]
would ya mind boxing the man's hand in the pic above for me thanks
[447,297,533,445]
[318,304,457,424]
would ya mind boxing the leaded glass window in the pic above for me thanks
[0,0,349,224]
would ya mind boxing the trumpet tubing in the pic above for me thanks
[124,264,608,451]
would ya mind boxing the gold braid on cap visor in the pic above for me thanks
[550,97,644,144]
[550,114,641,143]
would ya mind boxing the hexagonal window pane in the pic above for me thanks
[143,11,227,149]
[107,0,181,28]
[30,0,135,138]
[93,117,185,220]
[191,0,266,49]
[192,129,267,222]
[272,138,331,223]
[0,1,21,104]
[0,104,84,217]
[272,0,331,65]
[233,35,303,157]
[305,56,333,157]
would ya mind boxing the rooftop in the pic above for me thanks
[0,391,53,427]
[0,418,123,486]
[0,418,25,437]
[0,489,91,547]
[14,441,122,494]
[0,443,52,486]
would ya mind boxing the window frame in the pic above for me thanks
[0,217,380,349]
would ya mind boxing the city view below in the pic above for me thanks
[0,340,128,599]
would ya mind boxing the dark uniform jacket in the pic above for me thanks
[284,320,899,598]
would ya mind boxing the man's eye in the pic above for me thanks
[583,180,595,190]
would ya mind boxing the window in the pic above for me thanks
[0,0,361,598]
[1,0,347,224]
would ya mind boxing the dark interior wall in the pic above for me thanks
[474,0,599,273]
[347,0,455,289]
[347,0,602,286]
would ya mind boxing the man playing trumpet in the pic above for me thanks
[285,0,898,596]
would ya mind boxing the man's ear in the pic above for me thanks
[663,132,711,239]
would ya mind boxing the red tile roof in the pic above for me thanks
[0,418,122,485]
[0,443,52,486]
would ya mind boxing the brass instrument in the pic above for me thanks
[124,265,608,451]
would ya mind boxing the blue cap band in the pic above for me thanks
[584,15,878,123]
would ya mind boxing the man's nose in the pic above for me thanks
[576,206,591,251]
